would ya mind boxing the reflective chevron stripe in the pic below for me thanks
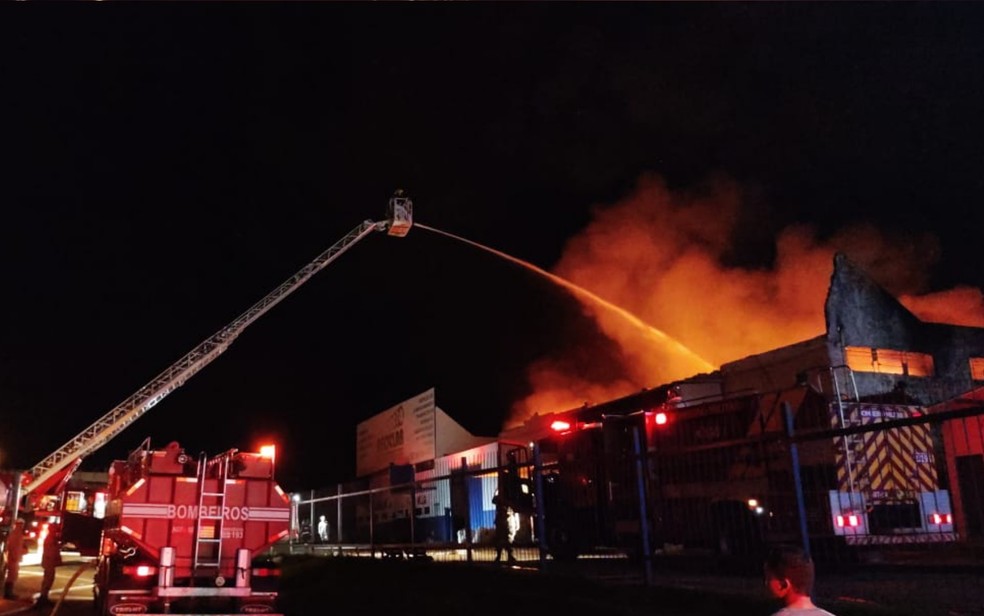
[833,404,938,494]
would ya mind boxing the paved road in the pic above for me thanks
[1,554,95,616]
[6,548,983,616]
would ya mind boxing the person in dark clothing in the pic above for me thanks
[492,492,516,564]
[36,525,62,607]
[3,519,25,599]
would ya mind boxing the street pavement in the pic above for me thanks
[0,598,31,616]
[1,553,95,616]
[5,548,983,616]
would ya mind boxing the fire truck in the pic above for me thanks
[500,375,956,560]
[94,439,290,615]
[496,411,648,561]
[645,386,955,556]
[0,192,413,605]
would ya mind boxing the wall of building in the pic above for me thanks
[824,253,984,405]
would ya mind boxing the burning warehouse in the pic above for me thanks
[294,253,984,563]
[496,252,984,559]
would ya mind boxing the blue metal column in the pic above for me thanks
[633,426,653,586]
[784,401,811,559]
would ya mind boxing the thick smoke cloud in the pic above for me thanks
[508,174,984,426]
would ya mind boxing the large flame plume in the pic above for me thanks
[509,174,984,426]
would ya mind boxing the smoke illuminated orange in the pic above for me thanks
[415,222,715,377]
[418,176,984,428]
[514,175,983,425]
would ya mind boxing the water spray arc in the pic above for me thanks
[415,222,716,372]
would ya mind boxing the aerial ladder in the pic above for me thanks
[5,191,413,521]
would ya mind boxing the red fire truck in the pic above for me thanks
[1,195,413,593]
[644,389,955,555]
[499,378,957,560]
[94,439,290,615]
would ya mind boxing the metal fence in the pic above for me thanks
[288,399,984,615]
[287,453,545,564]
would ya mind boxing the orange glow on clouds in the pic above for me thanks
[899,287,984,328]
[508,174,984,426]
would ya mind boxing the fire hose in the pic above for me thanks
[46,561,97,616]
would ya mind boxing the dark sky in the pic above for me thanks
[2,4,983,491]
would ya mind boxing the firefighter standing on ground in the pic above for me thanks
[2,519,25,599]
[492,491,516,563]
[36,524,62,606]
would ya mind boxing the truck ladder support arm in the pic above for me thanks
[24,219,387,497]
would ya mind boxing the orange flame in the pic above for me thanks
[509,174,984,426]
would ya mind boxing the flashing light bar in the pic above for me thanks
[836,513,861,528]
[259,445,276,459]
[930,513,952,525]
[550,420,572,433]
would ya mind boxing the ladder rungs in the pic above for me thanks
[197,471,228,578]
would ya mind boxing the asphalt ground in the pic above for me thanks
[286,543,984,616]
[0,552,96,616]
[3,551,982,616]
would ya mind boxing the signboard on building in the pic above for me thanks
[356,388,437,477]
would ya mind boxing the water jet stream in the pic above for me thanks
[415,222,716,372]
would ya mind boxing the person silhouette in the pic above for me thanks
[3,519,25,599]
[764,545,837,616]
[492,491,516,564]
[37,524,63,607]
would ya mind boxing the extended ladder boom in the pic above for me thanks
[24,217,396,498]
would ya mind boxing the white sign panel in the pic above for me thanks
[356,388,436,477]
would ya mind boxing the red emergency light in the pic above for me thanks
[259,445,276,459]
[930,513,952,525]
[654,412,668,426]
[836,513,860,528]
[550,420,572,433]
[123,565,157,577]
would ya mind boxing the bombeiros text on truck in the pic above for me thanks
[0,191,413,614]
[94,439,290,615]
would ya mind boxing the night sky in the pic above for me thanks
[3,4,984,491]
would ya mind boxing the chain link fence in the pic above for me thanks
[287,396,984,614]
